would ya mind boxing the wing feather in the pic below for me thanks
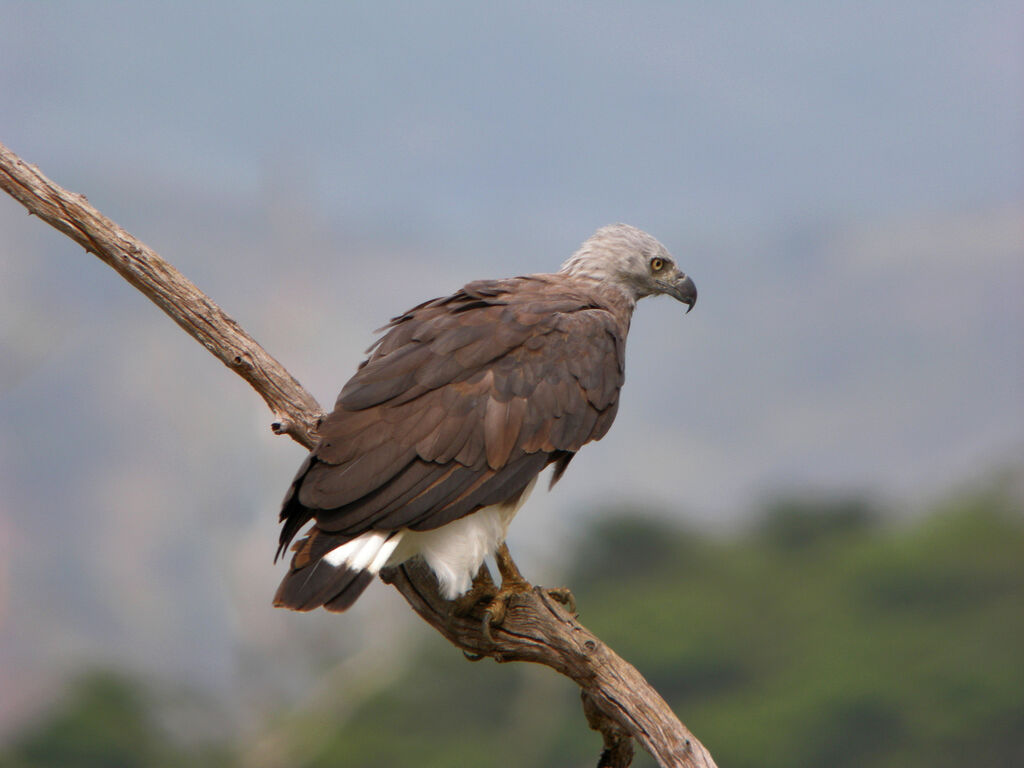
[277,276,628,560]
[483,394,527,469]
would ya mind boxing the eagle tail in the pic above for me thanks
[274,529,403,613]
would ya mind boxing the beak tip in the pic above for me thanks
[674,275,697,313]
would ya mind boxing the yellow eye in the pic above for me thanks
[650,257,664,271]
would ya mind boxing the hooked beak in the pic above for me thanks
[667,273,698,313]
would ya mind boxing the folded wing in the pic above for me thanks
[276,276,627,585]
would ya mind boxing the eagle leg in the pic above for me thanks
[495,542,576,614]
[494,541,529,586]
[476,542,531,642]
[475,542,575,642]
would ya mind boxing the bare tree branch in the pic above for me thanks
[381,560,716,767]
[0,139,718,768]
[0,141,322,447]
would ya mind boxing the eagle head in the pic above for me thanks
[560,223,697,311]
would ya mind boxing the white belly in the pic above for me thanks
[320,478,538,601]
[387,477,537,599]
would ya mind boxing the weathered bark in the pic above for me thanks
[0,142,321,447]
[0,139,718,768]
[381,559,715,767]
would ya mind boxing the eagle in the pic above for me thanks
[274,223,696,617]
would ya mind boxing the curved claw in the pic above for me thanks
[481,598,508,644]
[544,586,577,615]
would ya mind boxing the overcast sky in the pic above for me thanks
[1,0,1021,731]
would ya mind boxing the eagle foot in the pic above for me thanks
[477,542,578,641]
[481,576,534,643]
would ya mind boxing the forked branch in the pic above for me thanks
[0,140,717,768]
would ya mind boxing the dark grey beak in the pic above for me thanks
[669,274,698,313]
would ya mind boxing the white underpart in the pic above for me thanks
[323,529,401,572]
[321,477,538,601]
[395,477,538,599]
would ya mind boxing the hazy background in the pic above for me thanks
[1,2,1021,765]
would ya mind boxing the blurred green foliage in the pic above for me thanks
[0,671,227,768]
[3,480,1022,767]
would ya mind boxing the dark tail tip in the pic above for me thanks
[274,563,375,613]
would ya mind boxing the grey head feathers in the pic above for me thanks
[559,223,697,310]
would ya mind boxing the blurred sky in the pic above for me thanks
[0,0,1021,735]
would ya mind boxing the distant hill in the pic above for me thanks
[4,476,1021,767]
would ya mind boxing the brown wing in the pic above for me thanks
[276,277,626,558]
